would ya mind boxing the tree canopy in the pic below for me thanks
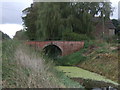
[13,30,28,40]
[112,19,120,35]
[22,2,113,41]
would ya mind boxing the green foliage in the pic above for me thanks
[84,40,96,48]
[22,2,113,41]
[56,49,87,66]
[22,4,39,40]
[112,19,119,28]
[62,32,90,41]
[2,40,83,88]
[112,19,120,36]
[84,40,108,48]
[0,31,11,40]
[77,41,119,83]
[55,40,112,66]
[116,25,120,37]
[56,66,119,86]
[50,67,84,88]
[36,3,63,40]
[14,30,28,40]
[2,40,21,87]
[103,35,119,43]
[96,48,109,54]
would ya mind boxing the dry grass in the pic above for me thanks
[77,42,119,83]
[2,41,82,88]
[14,44,65,88]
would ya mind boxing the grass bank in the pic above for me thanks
[56,66,119,86]
[56,40,119,83]
[2,40,84,88]
[77,40,119,83]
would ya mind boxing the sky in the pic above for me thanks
[0,0,119,38]
[0,0,33,38]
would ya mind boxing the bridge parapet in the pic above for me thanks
[26,41,84,56]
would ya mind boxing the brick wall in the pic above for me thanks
[26,41,84,56]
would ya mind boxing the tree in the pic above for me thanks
[112,19,119,28]
[22,2,113,41]
[13,30,28,40]
[98,2,113,19]
[22,4,39,40]
[0,31,11,40]
[36,3,63,40]
[112,19,120,35]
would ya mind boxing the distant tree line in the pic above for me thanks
[22,2,113,41]
[0,31,11,40]
[112,19,120,35]
[13,30,28,40]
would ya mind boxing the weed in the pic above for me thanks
[2,40,83,88]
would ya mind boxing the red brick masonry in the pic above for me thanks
[26,41,84,56]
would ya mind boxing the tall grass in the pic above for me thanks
[0,40,2,89]
[56,50,87,66]
[2,40,83,88]
[55,40,114,66]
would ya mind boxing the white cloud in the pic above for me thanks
[0,24,23,38]
[110,0,119,19]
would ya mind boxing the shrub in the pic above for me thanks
[103,35,119,43]
[62,32,90,41]
[56,49,87,66]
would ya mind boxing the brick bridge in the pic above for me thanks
[26,41,84,56]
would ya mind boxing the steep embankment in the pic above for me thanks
[2,40,83,88]
[77,41,119,83]
[56,40,119,87]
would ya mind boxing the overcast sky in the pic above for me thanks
[0,0,119,38]
[0,0,33,38]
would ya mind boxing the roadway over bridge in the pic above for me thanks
[26,41,84,56]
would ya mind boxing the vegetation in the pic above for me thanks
[56,66,119,86]
[2,1,118,89]
[0,31,11,40]
[77,41,119,83]
[55,40,99,66]
[22,2,113,41]
[0,40,2,89]
[56,49,87,66]
[13,30,28,40]
[56,40,119,84]
[112,19,120,37]
[2,40,83,88]
[62,32,90,41]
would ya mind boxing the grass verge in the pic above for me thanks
[2,40,84,88]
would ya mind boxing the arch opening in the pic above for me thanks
[43,44,62,58]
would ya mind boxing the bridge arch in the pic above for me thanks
[42,44,63,57]
[26,41,84,56]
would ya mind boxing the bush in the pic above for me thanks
[56,49,87,66]
[62,32,90,41]
[103,35,119,43]
[13,30,28,40]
